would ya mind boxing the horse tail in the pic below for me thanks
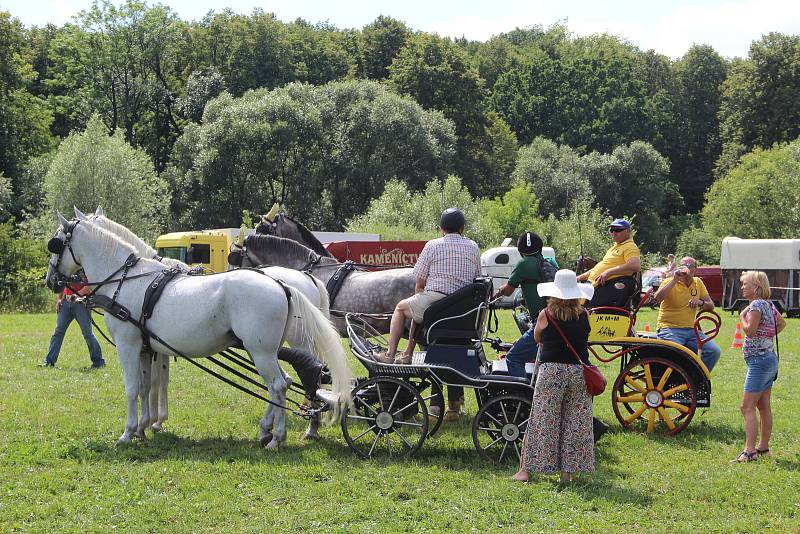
[284,286,353,415]
[309,274,331,319]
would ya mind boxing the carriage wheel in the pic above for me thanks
[341,377,428,459]
[472,395,531,464]
[612,356,697,435]
[406,375,445,438]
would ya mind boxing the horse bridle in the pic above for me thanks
[47,219,83,288]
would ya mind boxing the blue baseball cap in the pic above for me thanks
[609,218,631,229]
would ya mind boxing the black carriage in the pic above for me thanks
[343,277,534,462]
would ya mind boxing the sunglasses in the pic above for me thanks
[609,228,626,233]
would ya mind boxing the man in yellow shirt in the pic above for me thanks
[577,218,641,308]
[654,256,721,371]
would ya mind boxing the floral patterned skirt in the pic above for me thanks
[520,363,595,474]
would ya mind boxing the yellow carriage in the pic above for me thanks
[586,306,721,435]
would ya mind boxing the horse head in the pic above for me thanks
[575,255,597,275]
[45,213,84,292]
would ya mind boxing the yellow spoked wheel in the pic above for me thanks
[612,356,697,436]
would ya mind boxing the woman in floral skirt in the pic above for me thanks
[513,269,596,484]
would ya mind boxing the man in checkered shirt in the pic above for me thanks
[376,208,481,365]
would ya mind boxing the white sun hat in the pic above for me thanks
[537,269,595,301]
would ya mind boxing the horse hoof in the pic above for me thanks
[134,430,147,440]
[303,431,321,441]
[116,435,132,445]
[259,433,273,447]
[265,439,282,450]
[151,422,163,433]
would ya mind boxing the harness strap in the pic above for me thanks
[325,260,356,307]
[140,267,183,351]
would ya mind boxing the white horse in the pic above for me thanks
[46,214,352,447]
[76,207,332,440]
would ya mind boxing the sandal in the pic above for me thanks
[730,450,758,463]
[756,448,770,457]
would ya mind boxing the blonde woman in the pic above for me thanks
[732,271,786,462]
[513,270,595,484]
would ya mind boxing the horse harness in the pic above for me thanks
[325,260,356,308]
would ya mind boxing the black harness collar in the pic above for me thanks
[325,261,356,307]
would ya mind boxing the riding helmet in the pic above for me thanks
[439,208,466,233]
[517,232,543,255]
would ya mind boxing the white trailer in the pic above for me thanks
[720,236,800,315]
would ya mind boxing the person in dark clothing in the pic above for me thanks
[41,272,105,368]
[492,231,550,377]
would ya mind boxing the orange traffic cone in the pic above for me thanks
[731,322,744,349]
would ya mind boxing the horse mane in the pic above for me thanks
[95,216,156,257]
[94,215,187,268]
[83,221,138,260]
[245,233,334,265]
[282,214,332,258]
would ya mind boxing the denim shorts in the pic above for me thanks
[743,352,778,393]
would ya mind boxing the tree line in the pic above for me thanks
[1,1,800,309]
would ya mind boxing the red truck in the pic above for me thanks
[324,241,427,270]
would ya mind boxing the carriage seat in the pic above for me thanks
[414,277,493,347]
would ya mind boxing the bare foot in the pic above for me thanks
[512,470,529,482]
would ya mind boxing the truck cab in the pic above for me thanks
[156,229,251,273]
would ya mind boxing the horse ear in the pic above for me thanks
[95,206,104,217]
[74,206,89,220]
[264,203,280,222]
[57,212,70,229]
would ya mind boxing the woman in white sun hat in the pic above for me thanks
[513,269,596,484]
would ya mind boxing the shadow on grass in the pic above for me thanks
[600,415,742,449]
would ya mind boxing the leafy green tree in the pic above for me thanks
[718,33,800,177]
[0,221,51,311]
[285,19,355,85]
[480,182,544,241]
[388,33,493,193]
[361,16,409,80]
[668,45,727,211]
[42,114,169,241]
[0,174,12,222]
[512,137,681,251]
[702,140,800,243]
[166,80,456,230]
[347,176,499,247]
[540,198,611,268]
[0,11,54,215]
[472,36,522,89]
[177,67,226,122]
[490,34,662,154]
[511,137,590,217]
[48,0,184,171]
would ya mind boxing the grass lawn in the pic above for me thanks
[1,309,799,532]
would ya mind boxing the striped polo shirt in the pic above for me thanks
[413,233,481,294]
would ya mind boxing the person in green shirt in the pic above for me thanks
[492,232,551,377]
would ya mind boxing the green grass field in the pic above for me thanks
[1,309,799,532]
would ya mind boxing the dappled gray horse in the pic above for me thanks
[231,234,416,335]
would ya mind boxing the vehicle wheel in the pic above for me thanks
[341,377,428,459]
[612,356,696,435]
[406,375,445,437]
[472,395,531,464]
